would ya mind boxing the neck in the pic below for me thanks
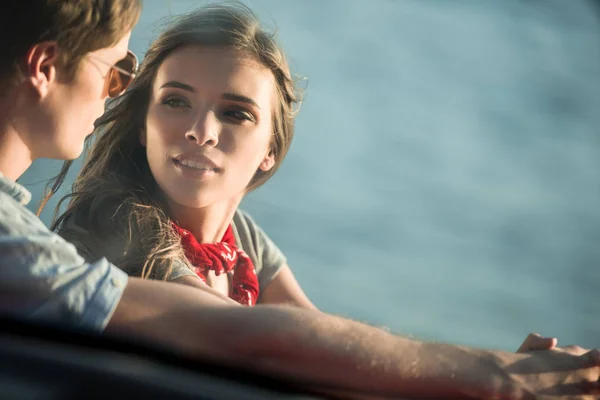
[169,195,243,243]
[0,105,34,181]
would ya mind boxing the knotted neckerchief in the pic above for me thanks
[172,222,259,306]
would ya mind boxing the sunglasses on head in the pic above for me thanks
[88,50,139,98]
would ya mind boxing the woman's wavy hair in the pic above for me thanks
[52,2,303,280]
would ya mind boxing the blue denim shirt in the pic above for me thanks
[0,172,128,331]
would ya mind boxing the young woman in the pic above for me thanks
[55,3,315,309]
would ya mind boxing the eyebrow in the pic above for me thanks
[160,80,195,92]
[159,80,261,109]
[222,93,260,110]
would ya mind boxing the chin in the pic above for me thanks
[165,188,220,209]
[37,133,85,161]
[59,145,86,161]
[45,146,84,161]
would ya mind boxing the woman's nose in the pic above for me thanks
[185,112,219,146]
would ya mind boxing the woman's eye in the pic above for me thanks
[161,97,189,108]
[224,109,255,122]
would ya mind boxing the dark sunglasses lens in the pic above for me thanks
[117,52,137,74]
[108,52,137,97]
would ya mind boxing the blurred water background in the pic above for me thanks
[20,0,600,351]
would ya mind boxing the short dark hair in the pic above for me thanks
[0,0,142,89]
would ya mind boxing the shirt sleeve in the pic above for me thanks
[233,210,288,290]
[0,193,128,332]
[166,259,198,281]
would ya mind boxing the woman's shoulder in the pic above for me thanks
[232,208,287,284]
[231,208,271,249]
[57,202,128,264]
[232,208,259,233]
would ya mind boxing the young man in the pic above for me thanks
[0,1,598,399]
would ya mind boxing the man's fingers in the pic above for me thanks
[537,381,600,398]
[557,345,590,356]
[583,348,600,368]
[517,333,557,353]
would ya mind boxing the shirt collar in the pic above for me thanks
[0,172,32,205]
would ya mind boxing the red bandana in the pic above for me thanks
[171,222,259,306]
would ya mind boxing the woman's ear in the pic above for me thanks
[258,149,275,172]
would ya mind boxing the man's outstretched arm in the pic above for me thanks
[106,277,600,399]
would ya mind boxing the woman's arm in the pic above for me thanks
[258,265,317,310]
[171,275,238,305]
[172,265,317,310]
[232,211,316,309]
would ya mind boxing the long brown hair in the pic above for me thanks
[53,2,302,280]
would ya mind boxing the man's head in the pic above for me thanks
[0,0,141,161]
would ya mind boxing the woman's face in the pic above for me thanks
[143,45,276,209]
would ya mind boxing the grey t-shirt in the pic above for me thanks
[0,173,128,330]
[60,209,287,292]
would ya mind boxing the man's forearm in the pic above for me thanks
[110,278,582,399]
[218,305,508,399]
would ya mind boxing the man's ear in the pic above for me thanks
[24,41,59,98]
[258,149,275,172]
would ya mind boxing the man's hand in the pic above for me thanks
[518,332,592,358]
[490,347,600,399]
[517,332,558,353]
